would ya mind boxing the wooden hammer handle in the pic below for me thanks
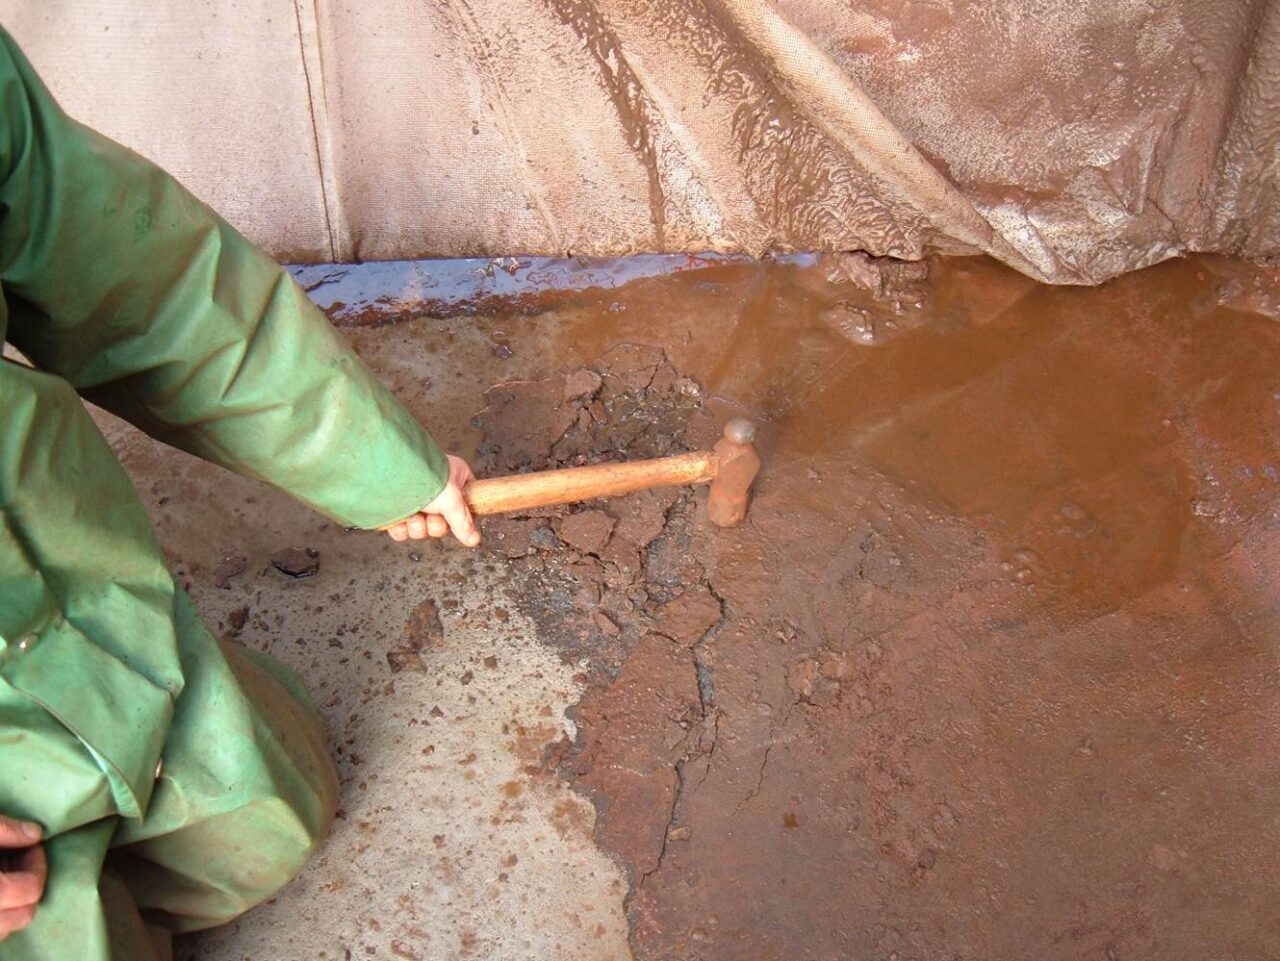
[463,451,718,516]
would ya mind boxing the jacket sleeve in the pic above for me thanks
[0,30,449,529]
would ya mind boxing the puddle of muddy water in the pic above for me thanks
[313,250,1279,961]
[418,251,1276,620]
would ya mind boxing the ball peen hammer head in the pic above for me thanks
[708,418,761,527]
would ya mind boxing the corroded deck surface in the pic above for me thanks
[103,251,1278,960]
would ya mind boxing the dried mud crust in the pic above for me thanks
[468,257,1280,961]
[467,339,977,959]
[472,344,719,673]
[472,344,729,892]
[469,341,1002,959]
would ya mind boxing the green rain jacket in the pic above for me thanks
[0,30,446,833]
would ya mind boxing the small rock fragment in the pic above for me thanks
[564,368,603,400]
[529,527,562,551]
[597,344,663,392]
[213,554,248,589]
[483,517,544,558]
[820,303,877,345]
[601,488,680,570]
[473,376,579,468]
[386,650,426,673]
[228,606,250,632]
[574,582,602,611]
[555,509,616,555]
[654,584,722,647]
[786,656,841,706]
[648,363,677,394]
[404,599,445,650]
[593,610,622,637]
[385,599,444,673]
[271,548,319,578]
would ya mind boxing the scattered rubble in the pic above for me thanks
[471,344,730,908]
[182,253,1280,961]
[470,345,717,677]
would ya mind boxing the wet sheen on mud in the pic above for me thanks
[333,251,1280,960]
[525,254,1279,617]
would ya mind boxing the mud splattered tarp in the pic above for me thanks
[2,0,1276,283]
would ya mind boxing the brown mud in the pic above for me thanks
[458,251,1280,960]
[472,344,717,672]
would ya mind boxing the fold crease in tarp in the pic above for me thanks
[3,0,1277,284]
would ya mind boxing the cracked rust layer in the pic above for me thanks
[469,252,1280,961]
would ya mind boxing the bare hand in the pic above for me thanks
[383,455,481,547]
[0,815,45,941]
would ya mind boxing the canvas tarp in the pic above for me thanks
[1,0,1276,284]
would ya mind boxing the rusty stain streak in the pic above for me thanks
[545,0,669,247]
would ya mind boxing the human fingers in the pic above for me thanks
[0,848,44,910]
[386,523,409,542]
[0,817,40,849]
[435,487,481,548]
[426,514,449,538]
[0,902,38,940]
[21,845,46,891]
[405,514,428,539]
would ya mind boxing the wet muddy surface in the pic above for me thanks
[434,250,1280,960]
[122,247,1279,959]
[288,248,1280,959]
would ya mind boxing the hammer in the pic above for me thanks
[462,419,761,526]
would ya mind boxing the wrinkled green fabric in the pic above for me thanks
[1,618,338,960]
[0,27,447,959]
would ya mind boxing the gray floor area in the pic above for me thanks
[94,312,634,961]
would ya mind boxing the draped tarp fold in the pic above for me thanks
[5,0,1276,283]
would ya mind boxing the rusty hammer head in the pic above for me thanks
[708,418,761,527]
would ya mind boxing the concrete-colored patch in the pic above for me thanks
[97,416,632,961]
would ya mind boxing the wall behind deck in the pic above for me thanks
[3,0,1277,283]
